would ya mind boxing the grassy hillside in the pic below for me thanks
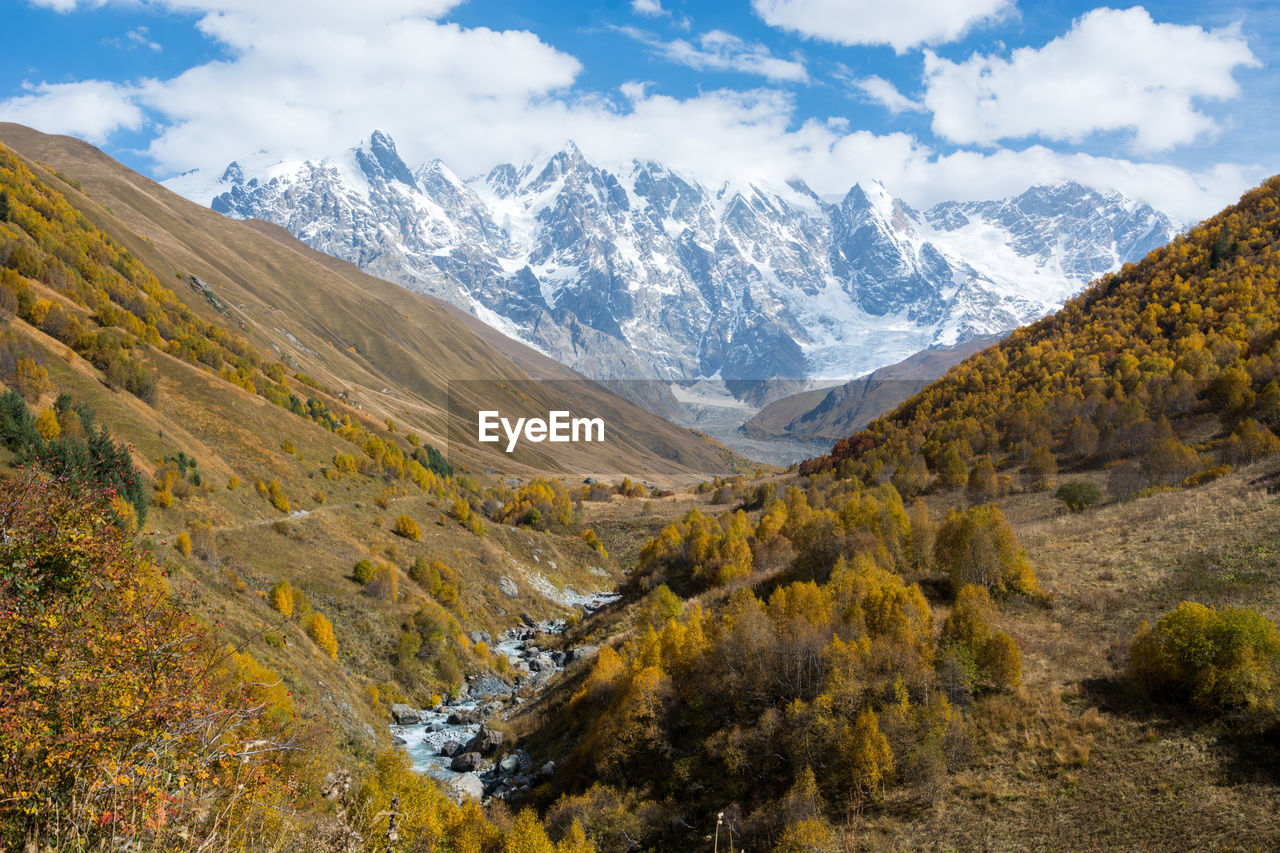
[0,122,741,484]
[0,126,754,850]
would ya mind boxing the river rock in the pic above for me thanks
[450,751,484,772]
[439,740,464,758]
[567,645,598,664]
[464,724,504,755]
[499,753,520,773]
[448,773,484,802]
[551,651,566,667]
[499,576,519,598]
[527,654,555,672]
[447,707,481,725]
[468,674,510,698]
[390,703,421,725]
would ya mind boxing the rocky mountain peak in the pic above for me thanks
[184,133,1179,402]
[355,129,417,190]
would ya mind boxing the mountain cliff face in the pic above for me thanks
[168,131,1176,394]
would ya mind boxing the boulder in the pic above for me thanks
[567,645,598,664]
[389,703,421,725]
[468,674,511,699]
[499,753,520,772]
[447,773,484,802]
[499,576,519,598]
[450,751,484,772]
[538,760,556,777]
[527,654,555,672]
[550,651,566,667]
[439,740,464,758]
[464,724,505,755]
[468,630,492,645]
[447,708,481,725]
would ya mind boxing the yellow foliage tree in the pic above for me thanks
[269,580,294,617]
[33,407,59,440]
[846,706,893,794]
[307,611,338,660]
[393,513,421,541]
[934,505,1038,597]
[504,809,557,853]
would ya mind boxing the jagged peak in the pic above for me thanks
[352,129,417,190]
[219,161,244,185]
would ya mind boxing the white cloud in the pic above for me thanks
[2,0,1268,224]
[924,7,1260,153]
[849,75,922,114]
[26,0,90,10]
[631,0,665,17]
[103,26,162,51]
[0,80,144,142]
[752,0,1013,52]
[617,27,808,83]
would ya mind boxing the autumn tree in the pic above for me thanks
[307,611,339,659]
[1024,445,1057,491]
[966,457,999,504]
[934,505,1038,597]
[0,472,304,849]
[1129,602,1280,723]
[270,579,295,617]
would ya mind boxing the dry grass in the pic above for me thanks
[863,461,1280,851]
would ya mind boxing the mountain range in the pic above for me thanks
[167,132,1178,404]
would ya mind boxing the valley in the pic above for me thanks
[2,126,1280,852]
[167,131,1175,463]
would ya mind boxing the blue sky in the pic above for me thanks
[2,0,1277,220]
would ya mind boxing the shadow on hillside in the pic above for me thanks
[1080,675,1280,785]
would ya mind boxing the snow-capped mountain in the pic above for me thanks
[167,131,1176,398]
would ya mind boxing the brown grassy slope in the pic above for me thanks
[857,462,1280,851]
[0,122,739,485]
[0,124,743,760]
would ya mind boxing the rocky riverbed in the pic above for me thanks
[388,590,617,802]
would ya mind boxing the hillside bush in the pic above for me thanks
[393,513,421,540]
[1130,601,1280,724]
[306,611,338,660]
[269,580,294,617]
[1056,481,1102,512]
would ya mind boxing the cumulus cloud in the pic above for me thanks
[1,0,1267,223]
[0,80,144,142]
[924,7,1260,152]
[618,27,808,83]
[752,0,1013,52]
